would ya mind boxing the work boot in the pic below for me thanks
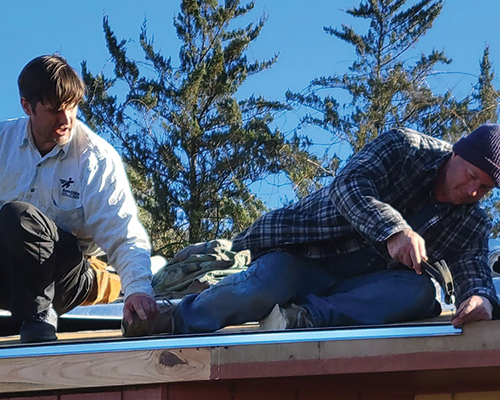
[20,306,58,343]
[121,300,177,337]
[260,303,314,331]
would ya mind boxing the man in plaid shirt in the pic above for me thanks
[125,125,500,336]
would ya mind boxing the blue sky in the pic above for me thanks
[2,0,499,119]
[1,0,500,205]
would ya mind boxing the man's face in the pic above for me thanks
[440,153,495,204]
[21,98,78,154]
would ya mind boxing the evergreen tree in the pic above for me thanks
[422,46,500,143]
[287,0,451,153]
[80,0,313,255]
[467,46,500,237]
[471,46,500,128]
[286,0,500,234]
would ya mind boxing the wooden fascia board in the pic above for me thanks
[0,320,500,394]
[209,319,500,379]
[0,348,210,393]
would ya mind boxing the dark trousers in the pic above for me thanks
[0,201,92,322]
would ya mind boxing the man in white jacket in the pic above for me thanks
[0,54,159,343]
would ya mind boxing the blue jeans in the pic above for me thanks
[174,248,440,333]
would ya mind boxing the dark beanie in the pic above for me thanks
[453,124,500,187]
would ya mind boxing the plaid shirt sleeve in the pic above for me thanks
[436,207,498,308]
[330,129,414,243]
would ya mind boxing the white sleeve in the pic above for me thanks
[81,147,154,299]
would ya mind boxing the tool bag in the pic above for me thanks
[80,257,122,305]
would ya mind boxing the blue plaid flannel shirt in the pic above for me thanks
[232,128,499,308]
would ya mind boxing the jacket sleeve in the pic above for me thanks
[330,129,413,244]
[443,209,499,310]
[80,146,154,299]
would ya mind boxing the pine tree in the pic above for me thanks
[287,0,451,153]
[468,46,500,237]
[471,46,500,128]
[423,46,500,143]
[80,0,313,255]
[285,0,500,235]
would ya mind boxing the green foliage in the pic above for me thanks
[287,0,500,151]
[79,0,500,248]
[288,0,454,153]
[470,47,500,128]
[421,46,500,143]
[469,47,500,237]
[287,0,500,235]
[80,0,314,256]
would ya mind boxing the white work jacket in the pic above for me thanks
[0,117,154,298]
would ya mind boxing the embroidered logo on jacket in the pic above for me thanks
[59,178,80,199]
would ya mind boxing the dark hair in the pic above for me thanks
[17,54,85,113]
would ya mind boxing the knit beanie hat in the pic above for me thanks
[453,124,500,187]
